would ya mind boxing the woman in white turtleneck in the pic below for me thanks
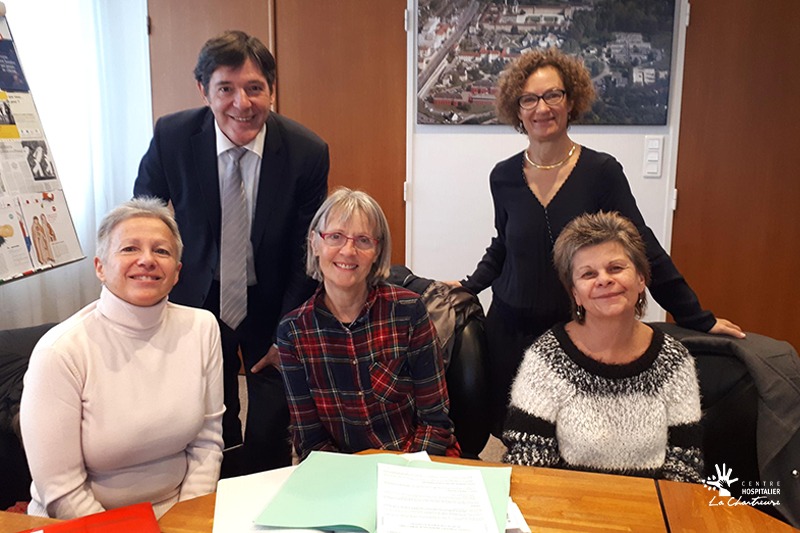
[20,198,224,519]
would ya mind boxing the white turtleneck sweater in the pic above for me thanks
[20,286,224,519]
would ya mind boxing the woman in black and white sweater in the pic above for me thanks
[502,211,703,483]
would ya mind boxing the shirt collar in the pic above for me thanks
[313,284,381,326]
[213,121,266,158]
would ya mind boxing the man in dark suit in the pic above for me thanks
[134,31,329,474]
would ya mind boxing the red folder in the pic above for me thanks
[16,502,159,532]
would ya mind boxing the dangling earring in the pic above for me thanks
[635,292,646,319]
[575,304,585,322]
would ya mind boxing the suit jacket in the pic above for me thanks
[134,108,329,340]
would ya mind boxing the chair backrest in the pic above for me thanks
[694,352,759,483]
[0,323,55,509]
[655,323,761,479]
[654,322,799,527]
[445,314,491,458]
[388,266,491,458]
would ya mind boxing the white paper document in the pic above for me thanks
[375,462,499,533]
[505,498,531,533]
[213,466,328,532]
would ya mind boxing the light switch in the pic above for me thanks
[643,135,664,178]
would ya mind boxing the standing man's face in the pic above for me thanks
[199,57,273,146]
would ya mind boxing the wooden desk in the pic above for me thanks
[160,456,798,533]
[2,458,795,533]
[513,465,664,532]
[0,512,58,533]
[419,454,666,532]
[159,493,215,533]
[657,479,796,532]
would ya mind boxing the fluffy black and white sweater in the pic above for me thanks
[502,323,704,483]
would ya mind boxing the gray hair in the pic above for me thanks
[306,187,391,286]
[96,197,183,262]
[552,211,650,323]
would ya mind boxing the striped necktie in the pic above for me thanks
[219,146,248,330]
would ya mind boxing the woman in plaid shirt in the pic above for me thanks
[277,188,460,460]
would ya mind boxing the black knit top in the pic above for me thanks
[462,147,715,333]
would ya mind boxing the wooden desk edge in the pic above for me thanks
[658,479,799,532]
[7,454,795,533]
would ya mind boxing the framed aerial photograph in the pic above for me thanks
[417,0,676,125]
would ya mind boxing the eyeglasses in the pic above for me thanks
[518,89,567,110]
[318,231,379,251]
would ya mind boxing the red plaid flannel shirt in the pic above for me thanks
[277,283,460,460]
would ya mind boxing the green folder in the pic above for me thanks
[255,451,511,532]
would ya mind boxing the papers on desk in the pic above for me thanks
[214,451,516,533]
[214,466,329,532]
[505,499,532,533]
[375,462,497,532]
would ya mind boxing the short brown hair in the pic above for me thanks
[496,48,595,132]
[553,211,650,322]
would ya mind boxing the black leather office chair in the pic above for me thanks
[0,323,55,509]
[655,323,800,527]
[444,311,491,458]
[388,266,491,458]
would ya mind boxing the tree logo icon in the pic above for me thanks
[703,463,739,497]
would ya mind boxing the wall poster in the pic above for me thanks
[417,0,676,126]
[0,14,83,283]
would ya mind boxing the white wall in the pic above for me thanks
[405,0,689,322]
[0,0,152,330]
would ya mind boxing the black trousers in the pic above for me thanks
[207,281,292,476]
[484,297,566,438]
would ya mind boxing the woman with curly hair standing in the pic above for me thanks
[450,48,742,436]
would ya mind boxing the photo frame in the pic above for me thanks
[417,0,676,126]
